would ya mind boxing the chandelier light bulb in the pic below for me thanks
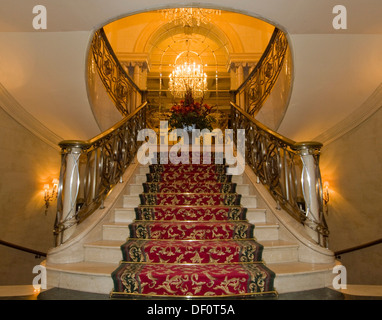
[160,8,221,27]
[169,61,208,98]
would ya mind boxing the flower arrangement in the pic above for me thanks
[168,90,215,131]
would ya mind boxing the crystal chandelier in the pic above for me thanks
[169,62,207,98]
[160,8,221,27]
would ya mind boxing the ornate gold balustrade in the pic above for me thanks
[54,102,147,246]
[230,102,329,247]
[91,28,143,115]
[234,28,288,116]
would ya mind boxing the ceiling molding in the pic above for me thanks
[314,82,382,146]
[116,52,151,70]
[0,82,63,150]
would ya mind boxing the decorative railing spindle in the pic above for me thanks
[234,28,288,116]
[54,103,147,246]
[230,102,329,247]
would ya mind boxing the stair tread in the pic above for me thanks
[126,193,254,196]
[130,183,249,186]
[267,261,336,275]
[259,240,299,248]
[47,260,334,277]
[46,261,118,275]
[116,206,263,210]
[104,221,277,227]
[85,239,297,249]
[85,240,124,248]
[129,220,252,224]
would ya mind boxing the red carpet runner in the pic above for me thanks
[111,155,276,298]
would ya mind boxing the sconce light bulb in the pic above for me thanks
[323,181,330,205]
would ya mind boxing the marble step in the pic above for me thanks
[45,260,336,295]
[123,194,258,208]
[113,207,267,224]
[128,183,250,196]
[83,239,297,264]
[101,222,279,242]
[269,261,337,294]
[134,173,244,184]
[45,261,116,295]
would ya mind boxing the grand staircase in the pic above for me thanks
[45,149,336,297]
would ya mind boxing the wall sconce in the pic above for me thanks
[44,178,59,215]
[323,181,330,205]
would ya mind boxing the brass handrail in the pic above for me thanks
[335,238,382,257]
[234,28,288,116]
[230,101,296,147]
[59,101,148,150]
[54,102,147,246]
[54,104,147,246]
[0,239,47,258]
[230,101,329,247]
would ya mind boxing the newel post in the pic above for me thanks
[55,141,87,246]
[293,141,325,245]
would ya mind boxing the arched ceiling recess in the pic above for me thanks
[103,9,275,77]
[141,17,236,53]
[146,23,231,76]
[102,9,276,108]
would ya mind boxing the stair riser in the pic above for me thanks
[114,208,267,223]
[84,246,123,263]
[128,184,249,196]
[246,209,266,223]
[262,246,299,263]
[135,174,243,184]
[123,194,257,208]
[46,269,113,295]
[254,227,279,241]
[102,224,279,242]
[84,246,123,264]
[274,270,335,294]
[114,208,135,223]
[138,166,230,175]
[84,243,296,264]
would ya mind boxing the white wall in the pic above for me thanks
[320,106,382,285]
[0,32,101,141]
[278,34,382,141]
[0,106,60,285]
